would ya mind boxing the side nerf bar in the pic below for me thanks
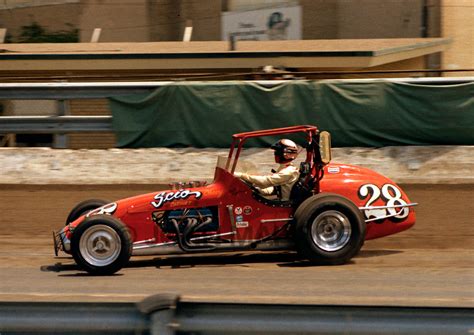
[359,203,418,223]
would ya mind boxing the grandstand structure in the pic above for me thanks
[0,0,472,148]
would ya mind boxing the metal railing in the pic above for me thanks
[0,115,112,133]
[0,294,472,335]
[0,78,472,100]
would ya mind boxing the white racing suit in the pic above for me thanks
[235,163,299,201]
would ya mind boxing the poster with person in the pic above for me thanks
[221,5,302,41]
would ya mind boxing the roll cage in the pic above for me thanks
[225,125,328,195]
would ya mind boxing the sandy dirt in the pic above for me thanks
[1,183,473,249]
[0,184,472,306]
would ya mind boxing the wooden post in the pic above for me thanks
[53,100,69,148]
[0,134,16,147]
[229,33,236,51]
[183,20,193,42]
[90,28,102,43]
[0,29,6,43]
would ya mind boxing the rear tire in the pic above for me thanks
[294,193,366,265]
[71,215,132,275]
[66,199,110,225]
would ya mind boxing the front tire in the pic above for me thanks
[71,215,132,275]
[66,199,110,225]
[294,193,366,265]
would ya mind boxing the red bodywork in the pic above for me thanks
[61,125,416,254]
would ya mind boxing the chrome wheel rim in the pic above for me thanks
[79,224,121,267]
[311,210,351,252]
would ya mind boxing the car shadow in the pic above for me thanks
[41,252,302,274]
[41,262,125,277]
[41,249,403,275]
[279,250,404,267]
[41,262,79,272]
[128,252,302,269]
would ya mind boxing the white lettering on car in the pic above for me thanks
[86,203,118,217]
[151,190,202,208]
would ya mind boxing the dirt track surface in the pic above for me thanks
[0,184,473,307]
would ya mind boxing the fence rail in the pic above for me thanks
[0,115,112,133]
[0,295,472,335]
[0,77,472,99]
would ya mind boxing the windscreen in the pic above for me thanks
[215,155,263,174]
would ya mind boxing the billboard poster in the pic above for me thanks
[221,6,302,41]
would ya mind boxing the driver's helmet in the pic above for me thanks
[271,139,298,163]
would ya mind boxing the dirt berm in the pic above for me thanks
[1,147,473,250]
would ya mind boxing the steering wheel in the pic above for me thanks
[240,179,260,193]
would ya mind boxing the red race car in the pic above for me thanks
[54,125,417,275]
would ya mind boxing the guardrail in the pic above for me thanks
[0,78,471,101]
[0,294,473,335]
[0,115,112,133]
[0,78,473,99]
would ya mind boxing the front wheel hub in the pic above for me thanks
[311,210,351,252]
[79,224,122,267]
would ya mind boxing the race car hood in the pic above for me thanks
[321,163,416,240]
[320,163,405,202]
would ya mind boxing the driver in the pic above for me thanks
[234,139,299,201]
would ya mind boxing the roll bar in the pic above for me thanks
[225,125,320,173]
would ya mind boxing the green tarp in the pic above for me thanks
[109,80,474,148]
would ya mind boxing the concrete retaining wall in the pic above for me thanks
[1,146,473,185]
